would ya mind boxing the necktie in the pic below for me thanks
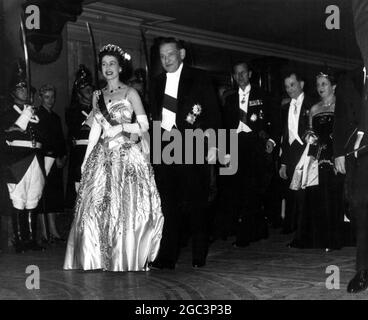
[289,100,298,145]
[241,94,246,105]
[292,100,298,115]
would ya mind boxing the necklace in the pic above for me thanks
[104,86,122,94]
[109,86,121,93]
[321,98,335,108]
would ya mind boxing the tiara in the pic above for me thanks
[99,44,131,61]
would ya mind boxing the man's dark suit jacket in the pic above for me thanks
[333,69,365,158]
[222,86,278,154]
[149,64,221,202]
[149,65,220,135]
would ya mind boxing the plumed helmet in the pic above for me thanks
[8,58,36,95]
[73,64,93,91]
[8,59,27,91]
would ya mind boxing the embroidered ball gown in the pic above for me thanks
[63,97,164,271]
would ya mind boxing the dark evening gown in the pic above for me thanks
[296,111,345,249]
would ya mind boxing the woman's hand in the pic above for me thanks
[304,129,318,145]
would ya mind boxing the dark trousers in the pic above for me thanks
[351,156,368,271]
[154,163,210,265]
[283,140,306,233]
[283,188,305,234]
[220,133,269,244]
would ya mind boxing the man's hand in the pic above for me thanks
[206,147,217,163]
[56,156,66,169]
[265,140,274,154]
[15,105,35,130]
[23,105,34,118]
[279,164,288,180]
[334,156,346,174]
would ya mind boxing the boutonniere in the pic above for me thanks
[186,104,202,125]
[250,113,258,122]
[192,104,202,115]
[186,113,196,125]
[249,99,263,107]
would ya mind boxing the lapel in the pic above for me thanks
[298,94,309,135]
[177,64,192,104]
[228,92,240,125]
[155,73,166,120]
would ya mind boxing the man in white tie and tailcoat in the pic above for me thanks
[279,71,314,238]
[221,61,278,247]
[149,37,221,269]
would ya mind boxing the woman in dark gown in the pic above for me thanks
[36,85,67,242]
[294,72,345,250]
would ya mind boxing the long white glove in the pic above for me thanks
[15,105,34,131]
[82,111,94,128]
[123,115,149,134]
[104,115,149,138]
[354,132,364,158]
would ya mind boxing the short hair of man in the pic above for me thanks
[158,37,185,50]
[282,69,304,82]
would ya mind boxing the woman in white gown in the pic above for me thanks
[64,44,164,271]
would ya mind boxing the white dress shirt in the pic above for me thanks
[161,63,184,131]
[288,92,304,145]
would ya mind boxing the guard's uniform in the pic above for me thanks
[0,101,48,252]
[66,105,92,184]
[64,104,92,209]
[1,104,47,210]
[65,64,94,208]
[0,59,48,252]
